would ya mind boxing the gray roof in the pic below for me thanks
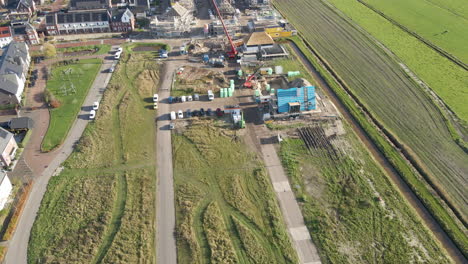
[165,3,188,17]
[0,74,20,95]
[111,8,133,22]
[9,117,34,129]
[0,127,14,153]
[46,10,110,25]
[0,41,28,78]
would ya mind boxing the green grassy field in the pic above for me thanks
[326,0,468,123]
[274,0,468,229]
[279,122,451,263]
[42,58,102,151]
[359,0,468,63]
[28,50,159,263]
[57,44,111,55]
[173,121,298,264]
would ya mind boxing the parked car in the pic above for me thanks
[169,123,175,130]
[216,108,224,117]
[92,101,99,110]
[192,110,199,117]
[154,102,158,109]
[109,66,115,73]
[207,108,212,116]
[89,110,96,119]
[170,111,176,120]
[186,109,191,118]
[117,47,123,53]
[187,95,193,101]
[115,53,121,59]
[193,93,200,101]
[153,93,159,102]
[178,110,184,119]
[181,95,186,102]
[168,96,173,104]
[207,90,214,101]
[175,96,181,103]
[200,108,205,116]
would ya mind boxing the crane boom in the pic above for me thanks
[211,0,238,58]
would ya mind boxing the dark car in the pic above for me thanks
[175,96,181,103]
[207,108,212,116]
[200,108,205,116]
[192,110,200,117]
[168,96,173,104]
[216,108,224,117]
[186,109,191,118]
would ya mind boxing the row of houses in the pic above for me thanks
[0,41,30,105]
[45,8,135,35]
[0,22,39,47]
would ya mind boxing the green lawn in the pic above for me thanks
[41,58,102,151]
[29,50,159,263]
[57,44,111,56]
[173,121,298,264]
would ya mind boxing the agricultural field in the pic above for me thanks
[274,0,468,232]
[28,50,159,263]
[359,0,468,63]
[279,121,451,263]
[42,58,102,151]
[325,0,468,122]
[172,121,298,264]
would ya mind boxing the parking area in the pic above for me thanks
[167,92,240,118]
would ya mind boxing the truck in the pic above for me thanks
[170,111,176,120]
[208,90,214,101]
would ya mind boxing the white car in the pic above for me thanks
[178,110,183,119]
[181,95,186,102]
[92,101,99,110]
[154,102,158,109]
[187,95,193,101]
[89,110,96,119]
[115,53,121,59]
[117,47,123,53]
[153,93,159,102]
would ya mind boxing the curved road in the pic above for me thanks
[4,49,118,264]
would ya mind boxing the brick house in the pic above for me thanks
[110,8,134,32]
[0,26,13,48]
[0,127,18,168]
[45,10,111,35]
[11,22,39,45]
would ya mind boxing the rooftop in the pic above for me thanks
[9,117,34,130]
[246,31,274,46]
[0,127,14,153]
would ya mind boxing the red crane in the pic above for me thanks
[211,0,238,59]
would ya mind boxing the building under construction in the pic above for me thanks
[150,3,193,37]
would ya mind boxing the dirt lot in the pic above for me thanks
[174,66,228,93]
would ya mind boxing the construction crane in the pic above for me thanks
[243,64,264,88]
[211,0,238,59]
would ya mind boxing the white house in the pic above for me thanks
[0,171,12,210]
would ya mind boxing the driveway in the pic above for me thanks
[4,46,119,264]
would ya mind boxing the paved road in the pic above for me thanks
[155,62,178,264]
[4,47,118,264]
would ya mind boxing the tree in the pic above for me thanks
[43,43,57,58]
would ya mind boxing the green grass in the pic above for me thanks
[173,121,298,264]
[57,44,111,56]
[359,0,468,63]
[287,36,468,258]
[274,0,468,227]
[280,129,451,263]
[29,51,159,264]
[41,58,102,151]
[326,0,468,123]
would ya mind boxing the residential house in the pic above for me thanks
[45,10,111,35]
[0,26,13,48]
[69,0,110,10]
[150,3,193,37]
[8,116,34,131]
[11,22,39,45]
[0,171,12,210]
[8,0,36,20]
[0,127,18,168]
[0,41,30,105]
[110,8,134,32]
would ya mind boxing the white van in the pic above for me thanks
[181,95,186,102]
[178,110,184,119]
[115,53,121,59]
[208,90,214,101]
[153,93,159,102]
[170,111,176,120]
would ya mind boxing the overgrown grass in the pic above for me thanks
[287,35,468,257]
[280,125,451,262]
[274,0,468,232]
[173,121,298,264]
[57,44,111,56]
[29,51,159,264]
[42,58,102,151]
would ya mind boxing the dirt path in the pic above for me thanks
[288,41,466,263]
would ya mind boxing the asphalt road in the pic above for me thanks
[155,62,178,264]
[4,48,118,264]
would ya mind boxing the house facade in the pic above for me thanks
[110,8,134,32]
[45,10,111,35]
[0,172,12,210]
[0,41,30,105]
[0,26,12,48]
[12,22,39,45]
[0,127,18,168]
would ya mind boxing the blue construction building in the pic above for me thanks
[276,78,316,113]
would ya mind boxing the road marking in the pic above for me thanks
[289,226,312,241]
